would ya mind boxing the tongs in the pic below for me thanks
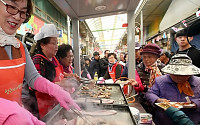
[126,93,138,103]
[71,108,95,125]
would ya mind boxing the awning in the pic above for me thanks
[159,0,200,31]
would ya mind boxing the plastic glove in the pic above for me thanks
[97,77,105,84]
[87,73,92,79]
[0,98,45,125]
[34,77,81,111]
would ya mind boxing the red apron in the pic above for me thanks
[0,41,26,105]
[34,54,64,118]
[108,63,128,94]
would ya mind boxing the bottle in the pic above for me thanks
[94,72,98,81]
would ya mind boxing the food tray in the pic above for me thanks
[155,102,196,110]
[42,103,137,125]
[75,83,128,105]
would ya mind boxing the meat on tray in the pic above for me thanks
[79,85,112,99]
[75,98,114,104]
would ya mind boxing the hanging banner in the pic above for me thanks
[196,10,200,17]
[182,20,187,27]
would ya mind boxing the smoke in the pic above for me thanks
[57,78,80,94]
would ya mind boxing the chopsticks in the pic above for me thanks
[71,108,95,125]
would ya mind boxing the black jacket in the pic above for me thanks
[89,58,101,79]
[99,57,109,77]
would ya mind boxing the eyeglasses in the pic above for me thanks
[0,0,29,19]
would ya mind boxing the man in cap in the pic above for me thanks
[89,51,101,79]
[146,54,200,125]
[121,42,143,78]
[175,28,200,69]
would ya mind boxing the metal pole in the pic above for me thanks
[127,11,136,94]
[67,16,71,44]
[72,19,81,76]
[140,11,144,45]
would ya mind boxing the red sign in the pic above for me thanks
[122,23,128,27]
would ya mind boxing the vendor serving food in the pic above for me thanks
[0,0,80,124]
[146,54,200,125]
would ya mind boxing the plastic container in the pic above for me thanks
[140,113,152,124]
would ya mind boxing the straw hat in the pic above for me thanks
[161,54,200,75]
[34,24,59,41]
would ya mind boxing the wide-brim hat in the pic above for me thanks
[161,54,200,75]
[34,24,59,41]
[140,43,161,57]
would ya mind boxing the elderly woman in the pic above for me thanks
[146,54,200,125]
[31,24,78,118]
[136,43,165,113]
[56,44,80,80]
[56,44,74,73]
[137,43,165,88]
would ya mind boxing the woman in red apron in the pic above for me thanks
[103,53,129,94]
[31,24,65,118]
[56,44,80,80]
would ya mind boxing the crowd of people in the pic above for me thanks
[0,0,200,124]
[82,25,200,125]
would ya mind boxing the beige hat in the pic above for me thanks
[161,54,200,75]
[34,24,59,41]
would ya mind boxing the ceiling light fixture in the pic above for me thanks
[95,5,106,11]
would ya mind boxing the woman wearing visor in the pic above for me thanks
[0,0,80,124]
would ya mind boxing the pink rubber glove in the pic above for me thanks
[87,73,92,79]
[0,98,45,125]
[98,77,105,84]
[34,77,81,111]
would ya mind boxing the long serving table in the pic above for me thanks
[129,98,155,125]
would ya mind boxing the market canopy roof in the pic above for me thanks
[159,0,200,31]
[51,0,140,19]
[85,14,127,52]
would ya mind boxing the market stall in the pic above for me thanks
[42,80,141,125]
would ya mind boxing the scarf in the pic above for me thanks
[108,63,114,72]
[0,27,20,48]
[145,61,162,88]
[108,61,117,72]
[177,81,194,97]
